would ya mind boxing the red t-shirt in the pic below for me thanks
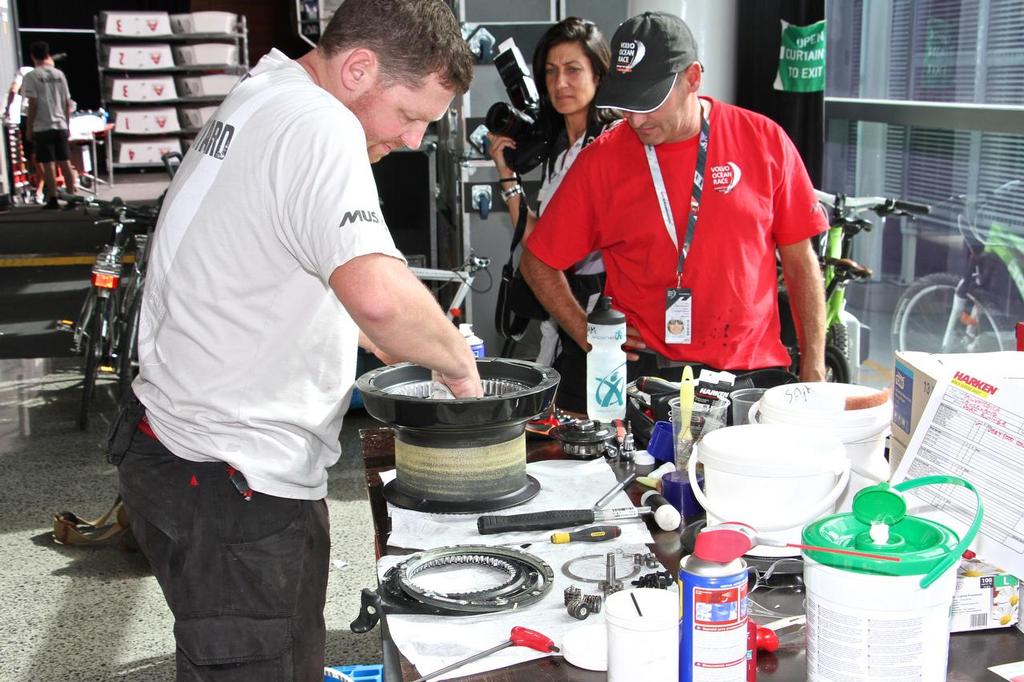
[526,97,826,369]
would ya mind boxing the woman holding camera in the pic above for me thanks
[488,16,616,414]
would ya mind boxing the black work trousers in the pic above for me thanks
[113,407,330,681]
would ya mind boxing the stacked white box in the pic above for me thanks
[116,137,182,165]
[114,108,181,135]
[104,44,175,70]
[177,106,218,131]
[169,11,238,34]
[101,11,172,37]
[172,44,239,66]
[176,74,238,98]
[109,76,178,102]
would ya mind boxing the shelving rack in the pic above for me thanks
[94,11,249,170]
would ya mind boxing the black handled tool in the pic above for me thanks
[478,506,650,534]
[551,525,622,544]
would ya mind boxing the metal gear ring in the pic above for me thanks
[562,553,642,584]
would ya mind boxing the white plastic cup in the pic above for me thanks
[729,387,766,425]
[605,588,679,681]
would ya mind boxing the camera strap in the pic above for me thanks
[644,103,710,287]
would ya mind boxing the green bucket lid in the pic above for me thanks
[802,476,984,588]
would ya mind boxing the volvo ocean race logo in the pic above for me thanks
[711,162,742,194]
[615,41,646,73]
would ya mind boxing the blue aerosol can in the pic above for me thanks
[679,525,750,682]
[459,323,485,358]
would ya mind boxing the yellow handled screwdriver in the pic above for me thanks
[551,525,622,544]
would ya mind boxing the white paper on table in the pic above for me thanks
[892,363,1024,578]
[381,458,654,550]
[377,541,669,680]
[988,660,1024,681]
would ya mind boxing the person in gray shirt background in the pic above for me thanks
[22,40,77,209]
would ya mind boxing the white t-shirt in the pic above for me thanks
[135,49,404,500]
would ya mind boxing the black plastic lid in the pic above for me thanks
[588,296,625,325]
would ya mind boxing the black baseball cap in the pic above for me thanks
[595,12,700,113]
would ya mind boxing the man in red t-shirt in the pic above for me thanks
[521,11,827,383]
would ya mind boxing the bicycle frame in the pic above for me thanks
[410,254,491,321]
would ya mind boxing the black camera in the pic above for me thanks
[485,38,549,174]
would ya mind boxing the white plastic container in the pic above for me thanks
[752,382,892,511]
[109,76,177,103]
[176,74,238,98]
[687,424,849,556]
[586,296,626,422]
[114,107,180,135]
[802,477,983,682]
[805,556,957,681]
[172,43,239,66]
[605,588,678,682]
[170,11,238,34]
[116,137,182,165]
[101,11,172,37]
[104,44,175,70]
[177,105,218,130]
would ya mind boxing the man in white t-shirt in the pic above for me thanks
[110,1,479,678]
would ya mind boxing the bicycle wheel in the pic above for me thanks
[79,295,111,430]
[891,272,1011,354]
[824,343,850,383]
[118,283,143,398]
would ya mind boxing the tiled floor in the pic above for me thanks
[0,358,384,680]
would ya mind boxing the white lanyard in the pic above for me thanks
[643,107,711,282]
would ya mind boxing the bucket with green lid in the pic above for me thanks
[802,475,983,682]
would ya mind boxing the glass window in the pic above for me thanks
[823,0,1024,387]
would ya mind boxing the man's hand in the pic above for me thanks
[438,372,484,398]
[623,324,646,361]
[799,358,826,382]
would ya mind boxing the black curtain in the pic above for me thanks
[16,0,190,110]
[734,0,825,186]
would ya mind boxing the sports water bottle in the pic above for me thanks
[459,323,486,358]
[586,297,626,422]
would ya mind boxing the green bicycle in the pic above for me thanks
[891,180,1023,354]
[812,190,930,382]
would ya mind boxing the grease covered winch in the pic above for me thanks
[357,358,559,513]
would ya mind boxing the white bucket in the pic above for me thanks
[605,588,678,682]
[751,382,891,511]
[688,424,849,557]
[804,555,957,681]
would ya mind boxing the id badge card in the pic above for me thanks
[665,288,692,344]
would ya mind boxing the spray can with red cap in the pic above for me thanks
[678,524,751,682]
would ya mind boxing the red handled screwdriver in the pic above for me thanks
[411,626,559,681]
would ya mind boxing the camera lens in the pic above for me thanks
[485,102,531,139]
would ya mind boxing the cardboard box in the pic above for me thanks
[101,11,172,37]
[104,44,175,70]
[172,44,238,66]
[890,351,1024,475]
[951,556,1020,632]
[1018,583,1024,635]
[176,74,238,98]
[116,138,182,165]
[169,11,238,34]
[114,107,180,135]
[109,76,177,103]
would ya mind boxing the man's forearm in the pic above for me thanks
[780,239,826,381]
[331,255,479,386]
[520,248,588,350]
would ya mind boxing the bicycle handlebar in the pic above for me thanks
[815,190,931,218]
[58,191,159,223]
